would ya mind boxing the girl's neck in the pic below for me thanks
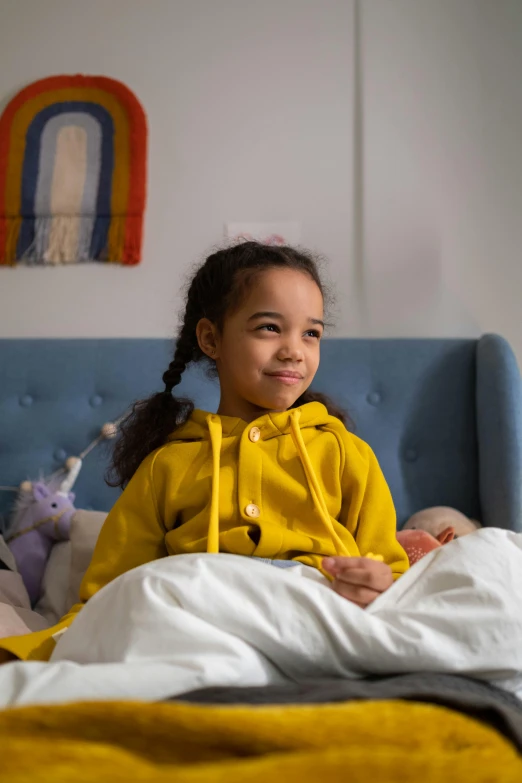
[217,398,287,424]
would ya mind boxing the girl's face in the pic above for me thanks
[199,268,324,422]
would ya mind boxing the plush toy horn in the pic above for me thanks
[59,457,83,495]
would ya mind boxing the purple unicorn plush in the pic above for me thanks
[6,460,81,606]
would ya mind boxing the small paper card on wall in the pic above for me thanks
[225,222,301,247]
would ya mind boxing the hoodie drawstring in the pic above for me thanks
[205,409,349,557]
[206,414,222,553]
[289,409,349,557]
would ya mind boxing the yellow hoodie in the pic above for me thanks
[0,402,408,662]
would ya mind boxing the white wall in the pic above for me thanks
[362,0,522,361]
[0,0,356,338]
[1,0,522,363]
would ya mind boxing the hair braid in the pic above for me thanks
[162,342,194,394]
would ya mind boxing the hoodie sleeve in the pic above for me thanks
[0,450,168,662]
[338,432,409,580]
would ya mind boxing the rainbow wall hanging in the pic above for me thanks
[0,75,147,266]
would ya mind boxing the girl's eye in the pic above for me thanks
[256,324,321,339]
[258,324,279,333]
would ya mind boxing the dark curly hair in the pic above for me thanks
[108,241,349,488]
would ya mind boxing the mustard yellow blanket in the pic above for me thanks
[2,700,521,783]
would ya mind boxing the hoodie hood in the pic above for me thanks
[170,401,331,443]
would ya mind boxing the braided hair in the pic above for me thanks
[108,242,349,488]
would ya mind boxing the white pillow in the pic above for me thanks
[35,541,71,624]
[36,509,107,624]
[0,569,50,634]
[66,510,107,608]
[0,534,17,572]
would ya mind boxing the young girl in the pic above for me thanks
[0,242,408,663]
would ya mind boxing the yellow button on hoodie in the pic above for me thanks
[0,402,408,661]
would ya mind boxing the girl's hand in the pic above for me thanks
[322,556,393,608]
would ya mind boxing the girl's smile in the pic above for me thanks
[264,370,304,385]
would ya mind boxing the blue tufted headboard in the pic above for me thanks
[0,336,521,533]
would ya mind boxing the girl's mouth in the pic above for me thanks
[265,371,304,385]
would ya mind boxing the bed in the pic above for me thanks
[1,335,521,781]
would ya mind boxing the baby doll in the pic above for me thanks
[398,507,481,566]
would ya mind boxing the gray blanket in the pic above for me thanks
[176,673,522,753]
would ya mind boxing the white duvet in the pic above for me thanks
[0,528,521,707]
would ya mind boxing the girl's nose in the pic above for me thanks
[276,342,304,362]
